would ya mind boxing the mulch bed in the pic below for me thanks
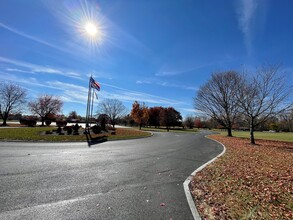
[190,135,293,220]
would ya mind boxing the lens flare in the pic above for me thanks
[49,0,108,52]
[84,22,98,37]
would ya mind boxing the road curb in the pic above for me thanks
[183,135,226,220]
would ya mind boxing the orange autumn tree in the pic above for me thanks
[130,101,149,130]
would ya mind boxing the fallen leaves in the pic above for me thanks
[190,135,293,220]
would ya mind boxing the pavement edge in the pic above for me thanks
[183,135,227,220]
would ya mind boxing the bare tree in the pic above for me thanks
[98,99,126,128]
[0,83,27,126]
[237,64,293,144]
[194,71,242,136]
[68,111,82,122]
[184,115,195,129]
[28,95,63,126]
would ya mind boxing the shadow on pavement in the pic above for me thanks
[85,131,107,147]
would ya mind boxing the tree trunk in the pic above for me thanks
[2,117,7,126]
[41,117,45,126]
[1,112,8,126]
[227,127,233,137]
[139,123,142,130]
[250,120,256,144]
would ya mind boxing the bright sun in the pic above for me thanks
[84,22,98,37]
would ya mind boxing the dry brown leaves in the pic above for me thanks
[190,135,293,220]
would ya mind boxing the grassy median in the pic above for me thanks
[218,130,293,142]
[0,127,151,142]
[190,135,293,219]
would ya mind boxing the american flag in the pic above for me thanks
[90,76,101,91]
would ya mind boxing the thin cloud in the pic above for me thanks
[1,71,184,108]
[0,56,82,79]
[45,80,182,106]
[155,66,199,77]
[155,60,231,77]
[179,108,205,117]
[136,78,197,91]
[236,0,258,54]
[101,86,182,106]
[0,22,71,54]
[5,68,35,74]
[136,80,151,84]
[157,81,197,91]
[46,81,88,93]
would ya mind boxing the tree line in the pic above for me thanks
[130,101,182,131]
[0,83,183,130]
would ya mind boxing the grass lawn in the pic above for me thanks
[217,130,293,142]
[190,135,293,219]
[0,126,151,142]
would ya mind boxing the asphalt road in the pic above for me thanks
[0,130,223,220]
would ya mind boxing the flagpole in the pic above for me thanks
[86,76,92,131]
[90,88,95,128]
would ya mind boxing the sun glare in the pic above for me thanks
[56,0,108,51]
[85,22,98,37]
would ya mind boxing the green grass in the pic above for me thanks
[0,127,151,142]
[218,130,293,142]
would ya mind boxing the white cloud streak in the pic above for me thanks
[236,0,258,54]
[0,22,72,54]
[155,66,200,77]
[2,69,184,109]
[5,68,35,74]
[0,56,82,79]
[136,79,197,91]
[101,82,182,105]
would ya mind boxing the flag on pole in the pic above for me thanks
[90,76,101,91]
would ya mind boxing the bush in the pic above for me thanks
[67,127,73,135]
[56,126,62,134]
[56,120,67,127]
[45,120,52,126]
[73,123,80,135]
[19,117,37,127]
[91,125,102,134]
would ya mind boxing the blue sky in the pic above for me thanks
[0,0,293,118]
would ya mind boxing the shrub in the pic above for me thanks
[56,126,62,134]
[91,125,102,134]
[67,127,73,135]
[73,123,80,135]
[45,120,52,126]
[19,117,37,127]
[56,120,67,127]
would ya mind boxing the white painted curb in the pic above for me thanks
[183,135,227,220]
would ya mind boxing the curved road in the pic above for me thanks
[0,131,222,220]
